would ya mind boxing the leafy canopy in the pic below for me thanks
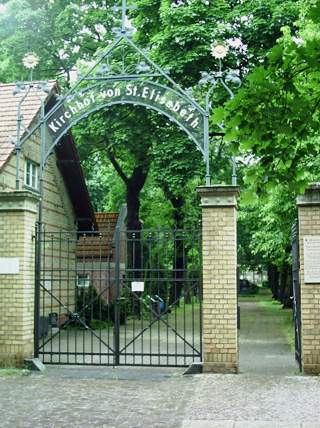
[221,0,320,193]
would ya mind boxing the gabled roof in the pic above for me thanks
[76,213,119,259]
[0,80,96,230]
[96,212,119,231]
[0,80,57,170]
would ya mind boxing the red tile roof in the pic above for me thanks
[95,212,119,231]
[0,81,57,171]
[0,80,96,230]
[76,213,119,259]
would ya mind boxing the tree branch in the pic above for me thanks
[209,131,225,137]
[107,150,129,184]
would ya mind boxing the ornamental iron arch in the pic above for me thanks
[44,80,206,161]
[14,0,241,223]
[18,36,209,173]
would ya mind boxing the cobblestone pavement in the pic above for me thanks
[0,367,320,427]
[185,373,320,426]
[0,366,190,428]
[0,296,319,427]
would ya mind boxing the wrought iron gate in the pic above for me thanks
[291,221,302,371]
[34,225,202,367]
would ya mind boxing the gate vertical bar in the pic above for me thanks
[114,226,121,365]
[34,222,40,358]
[199,228,203,363]
[34,97,46,360]
[204,114,211,186]
[291,220,302,372]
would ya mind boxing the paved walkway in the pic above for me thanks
[0,293,319,427]
[239,298,297,375]
[0,367,320,427]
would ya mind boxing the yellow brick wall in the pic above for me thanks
[0,195,38,366]
[0,131,78,366]
[198,186,239,374]
[298,204,320,374]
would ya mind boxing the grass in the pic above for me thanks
[240,286,295,350]
[238,287,270,302]
[0,368,30,377]
[61,299,201,332]
[259,292,295,350]
[64,318,113,330]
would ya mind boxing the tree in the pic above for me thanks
[221,1,320,193]
[0,0,118,84]
[0,0,301,221]
[237,182,297,307]
[75,106,157,230]
[150,124,202,303]
[130,0,302,217]
[133,0,300,84]
[0,0,158,231]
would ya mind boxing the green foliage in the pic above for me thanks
[74,105,155,214]
[89,319,113,330]
[79,154,126,212]
[224,1,320,191]
[152,129,203,195]
[238,184,297,269]
[133,0,299,85]
[0,0,118,84]
[75,285,109,324]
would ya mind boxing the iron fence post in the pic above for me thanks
[291,220,302,372]
[34,97,46,359]
[114,226,121,365]
[34,222,41,358]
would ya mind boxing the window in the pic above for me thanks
[24,160,39,190]
[77,274,90,288]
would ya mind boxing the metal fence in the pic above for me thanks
[35,226,202,367]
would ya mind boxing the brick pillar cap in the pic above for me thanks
[297,183,320,206]
[197,185,240,198]
[197,185,240,207]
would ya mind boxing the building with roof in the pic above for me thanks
[0,81,96,230]
[76,209,127,305]
[0,81,98,365]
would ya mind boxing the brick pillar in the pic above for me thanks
[197,185,240,373]
[297,183,320,374]
[0,191,39,367]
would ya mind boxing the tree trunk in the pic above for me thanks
[125,165,148,272]
[125,167,148,317]
[126,181,143,232]
[268,264,279,300]
[279,264,293,308]
[107,151,148,318]
[167,195,187,306]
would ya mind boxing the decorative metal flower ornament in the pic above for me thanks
[210,42,229,59]
[22,52,39,70]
